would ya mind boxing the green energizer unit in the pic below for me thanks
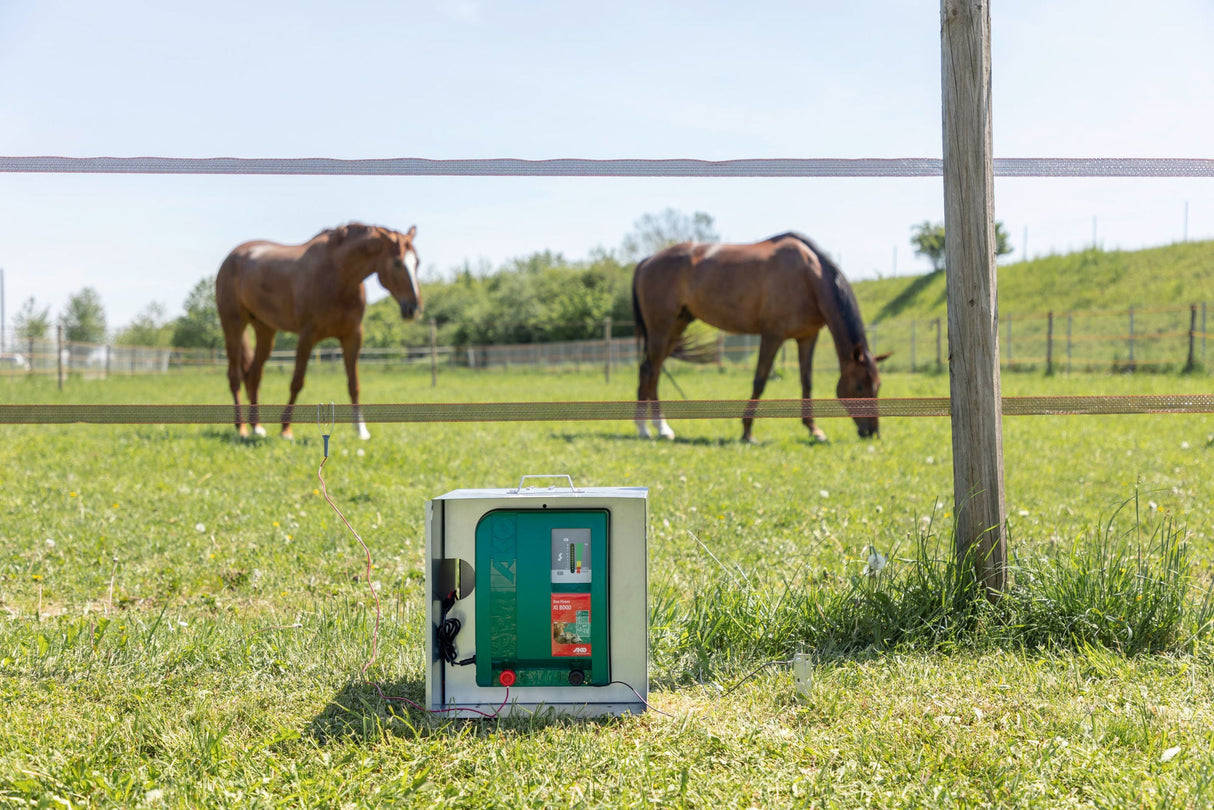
[474,509,609,688]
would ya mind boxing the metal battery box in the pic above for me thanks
[425,478,647,718]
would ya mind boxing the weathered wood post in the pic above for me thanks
[430,317,438,387]
[942,0,1006,597]
[1046,311,1055,375]
[603,317,613,383]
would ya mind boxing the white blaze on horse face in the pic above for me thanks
[404,248,420,301]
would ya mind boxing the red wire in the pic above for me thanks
[318,446,508,719]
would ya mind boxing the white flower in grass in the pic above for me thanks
[819,490,830,499]
[45,538,55,548]
[1181,441,1190,450]
[1148,501,1159,513]
[865,546,887,577]
[1161,746,1181,763]
[195,522,206,533]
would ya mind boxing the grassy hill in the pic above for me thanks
[845,240,1214,372]
[852,239,1214,324]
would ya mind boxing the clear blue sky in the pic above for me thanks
[1,0,1212,331]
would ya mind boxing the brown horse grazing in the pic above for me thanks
[216,223,421,440]
[632,232,889,443]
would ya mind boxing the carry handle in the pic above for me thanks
[513,474,578,493]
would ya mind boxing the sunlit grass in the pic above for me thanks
[2,367,1213,807]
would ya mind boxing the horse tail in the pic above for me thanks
[631,260,649,362]
[669,333,717,364]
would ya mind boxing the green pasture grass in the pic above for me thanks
[2,366,1214,807]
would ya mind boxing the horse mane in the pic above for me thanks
[312,222,378,247]
[765,232,868,350]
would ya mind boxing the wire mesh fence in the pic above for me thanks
[1,302,1208,382]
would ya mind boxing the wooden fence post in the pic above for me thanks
[603,317,612,383]
[1186,304,1198,372]
[1046,311,1054,375]
[942,0,1006,597]
[28,335,35,375]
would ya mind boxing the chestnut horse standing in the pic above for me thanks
[632,232,888,443]
[216,223,421,440]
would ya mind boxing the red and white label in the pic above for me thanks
[551,593,592,657]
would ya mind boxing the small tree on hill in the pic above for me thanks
[115,302,173,346]
[911,220,1013,272]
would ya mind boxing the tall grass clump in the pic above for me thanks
[1004,496,1214,654]
[651,498,1214,680]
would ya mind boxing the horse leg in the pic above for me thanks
[635,323,684,440]
[244,324,277,438]
[281,332,317,440]
[797,333,827,443]
[222,323,251,438]
[635,350,661,439]
[741,334,784,444]
[340,331,370,440]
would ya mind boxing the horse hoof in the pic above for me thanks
[357,424,371,441]
[809,429,828,444]
[237,425,249,439]
[741,434,759,445]
[253,424,268,438]
[281,429,294,441]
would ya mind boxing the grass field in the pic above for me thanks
[2,365,1214,807]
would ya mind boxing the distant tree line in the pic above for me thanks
[11,209,720,353]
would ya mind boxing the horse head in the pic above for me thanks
[837,346,890,438]
[373,225,422,320]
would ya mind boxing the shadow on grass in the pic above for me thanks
[874,269,944,322]
[547,430,834,448]
[305,677,627,744]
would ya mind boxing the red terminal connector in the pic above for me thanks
[499,669,517,687]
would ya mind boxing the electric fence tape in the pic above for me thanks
[2,395,1213,425]
[3,156,1214,177]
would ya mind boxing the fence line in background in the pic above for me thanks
[1,301,1209,381]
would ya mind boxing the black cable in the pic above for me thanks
[716,659,794,698]
[599,680,674,718]
[436,591,474,667]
